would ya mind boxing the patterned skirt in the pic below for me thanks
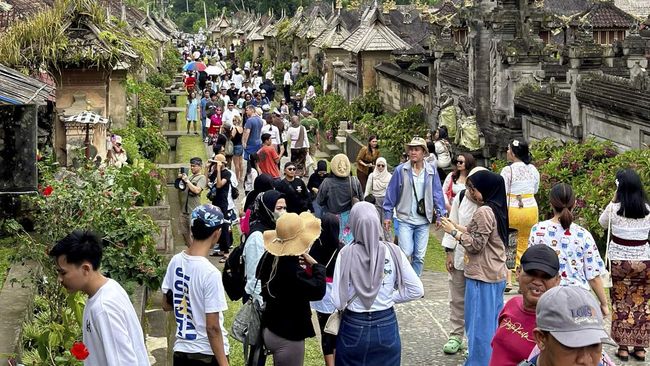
[610,260,650,347]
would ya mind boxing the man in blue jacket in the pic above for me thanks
[383,136,446,276]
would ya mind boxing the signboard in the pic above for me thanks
[0,105,38,195]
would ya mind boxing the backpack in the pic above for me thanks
[230,180,240,200]
[223,242,246,301]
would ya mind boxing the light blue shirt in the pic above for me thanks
[243,231,265,303]
[406,170,429,225]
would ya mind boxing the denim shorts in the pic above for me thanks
[233,145,243,156]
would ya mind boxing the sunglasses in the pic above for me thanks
[286,167,296,171]
[456,160,465,165]
[376,164,385,167]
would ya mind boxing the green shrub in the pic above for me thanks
[161,44,183,78]
[312,92,349,132]
[294,74,322,96]
[348,89,383,123]
[126,77,166,124]
[146,72,173,89]
[371,105,428,158]
[114,122,169,162]
[113,159,166,206]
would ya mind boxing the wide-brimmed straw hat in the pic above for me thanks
[263,212,321,256]
[330,153,351,178]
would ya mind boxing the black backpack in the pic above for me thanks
[222,241,246,301]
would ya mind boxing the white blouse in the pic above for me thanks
[501,162,540,208]
[331,245,424,313]
[441,191,479,270]
[442,174,466,207]
[599,202,650,261]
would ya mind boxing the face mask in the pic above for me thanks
[272,209,286,220]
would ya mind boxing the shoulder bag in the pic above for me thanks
[601,204,613,288]
[324,293,358,335]
[410,173,426,217]
[349,177,360,206]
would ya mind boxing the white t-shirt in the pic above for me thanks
[288,125,309,149]
[162,252,229,355]
[262,123,281,145]
[222,108,241,125]
[83,279,150,366]
[232,73,244,89]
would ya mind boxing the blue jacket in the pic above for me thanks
[383,160,446,224]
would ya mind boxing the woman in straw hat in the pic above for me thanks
[332,202,424,366]
[316,154,363,245]
[257,212,326,366]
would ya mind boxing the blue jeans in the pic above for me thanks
[464,278,505,366]
[312,199,323,218]
[335,308,400,366]
[396,220,429,276]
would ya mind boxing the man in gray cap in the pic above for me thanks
[519,286,616,366]
[490,245,561,365]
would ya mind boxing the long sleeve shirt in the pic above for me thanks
[383,160,446,224]
[458,206,507,283]
[441,191,478,270]
[332,245,424,312]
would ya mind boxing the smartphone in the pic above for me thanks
[180,167,186,174]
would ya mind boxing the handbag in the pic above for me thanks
[349,177,360,206]
[410,173,426,217]
[231,292,264,360]
[225,139,234,156]
[601,204,613,288]
[324,293,358,336]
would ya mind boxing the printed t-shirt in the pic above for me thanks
[83,279,150,366]
[162,251,229,355]
[489,295,536,366]
[257,145,280,178]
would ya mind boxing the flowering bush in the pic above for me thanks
[493,138,650,250]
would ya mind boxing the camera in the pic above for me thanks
[180,167,186,175]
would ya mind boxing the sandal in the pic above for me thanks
[615,347,629,362]
[442,335,463,355]
[504,283,513,293]
[631,348,646,361]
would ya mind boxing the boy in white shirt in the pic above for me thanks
[162,204,230,366]
[50,230,149,366]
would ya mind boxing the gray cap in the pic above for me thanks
[536,286,615,348]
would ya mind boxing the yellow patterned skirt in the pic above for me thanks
[508,205,538,269]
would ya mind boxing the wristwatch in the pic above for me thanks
[450,229,458,240]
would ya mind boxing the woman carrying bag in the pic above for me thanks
[309,213,342,366]
[332,202,424,366]
[599,169,650,362]
[256,212,326,366]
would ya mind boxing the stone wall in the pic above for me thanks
[332,67,359,102]
[582,107,650,150]
[108,69,128,129]
[375,63,432,122]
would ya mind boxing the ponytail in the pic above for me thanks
[549,183,575,230]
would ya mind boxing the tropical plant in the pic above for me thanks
[312,92,349,132]
[114,121,169,162]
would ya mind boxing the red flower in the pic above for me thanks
[42,185,53,196]
[70,341,89,360]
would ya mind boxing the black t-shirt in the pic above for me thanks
[209,168,231,212]
[277,178,310,213]
[227,88,238,102]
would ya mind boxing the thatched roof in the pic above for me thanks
[340,5,410,53]
[0,64,55,105]
[0,0,155,70]
[312,12,351,49]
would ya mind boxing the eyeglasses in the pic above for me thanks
[456,161,465,165]
[376,164,385,167]
[286,167,296,171]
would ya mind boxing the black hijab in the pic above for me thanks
[307,160,328,192]
[468,170,509,246]
[249,190,284,234]
[309,213,341,277]
[244,174,275,212]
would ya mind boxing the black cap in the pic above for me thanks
[284,161,296,169]
[521,245,560,277]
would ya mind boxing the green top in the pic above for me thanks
[301,117,319,143]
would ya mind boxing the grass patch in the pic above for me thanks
[176,135,207,164]
[0,245,16,289]
[424,234,446,273]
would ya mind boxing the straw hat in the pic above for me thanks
[330,154,351,178]
[263,212,321,256]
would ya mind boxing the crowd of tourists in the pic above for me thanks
[47,41,649,366]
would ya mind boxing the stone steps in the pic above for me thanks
[325,144,340,155]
